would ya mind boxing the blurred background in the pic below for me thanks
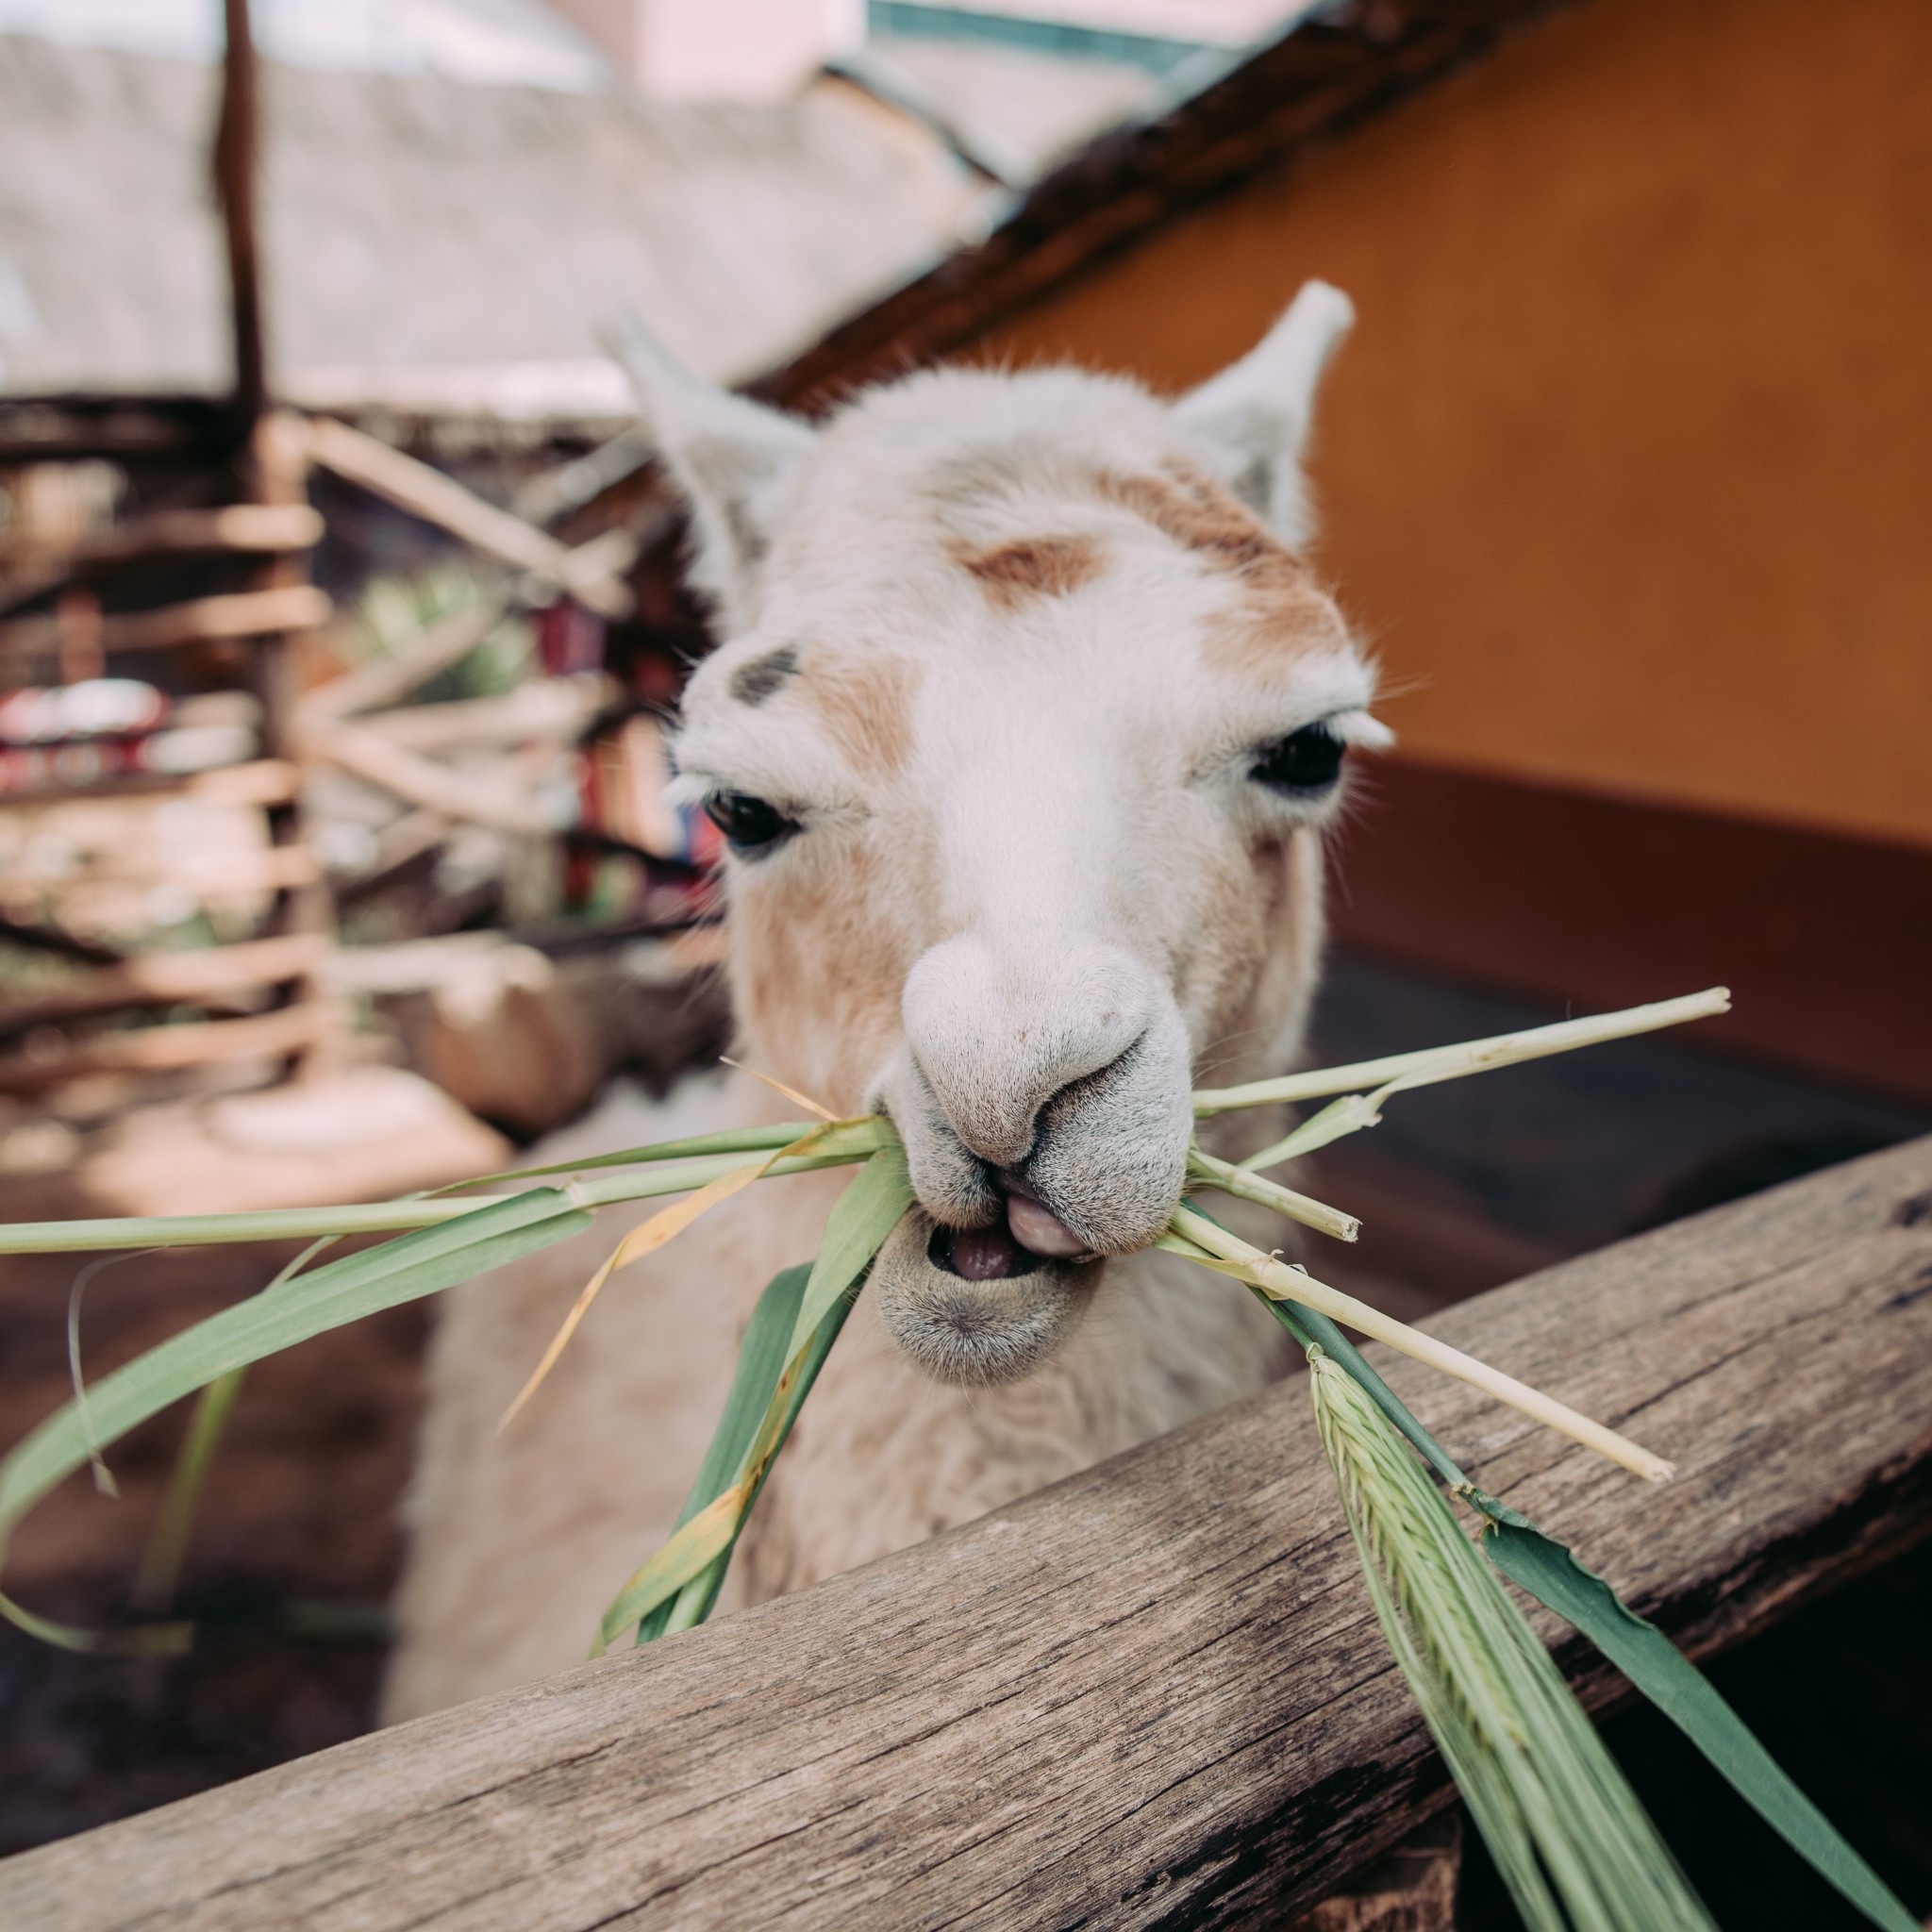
[0,0,1926,1899]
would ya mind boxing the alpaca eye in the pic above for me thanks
[1253,724,1345,795]
[703,791,795,854]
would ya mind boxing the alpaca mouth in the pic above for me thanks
[874,1208,1098,1385]
[928,1173,1098,1281]
[929,1222,1044,1281]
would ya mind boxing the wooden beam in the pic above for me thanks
[1328,754,1932,1106]
[0,585,331,665]
[309,722,557,836]
[0,934,328,1034]
[295,603,506,724]
[0,507,327,622]
[303,416,636,620]
[0,398,236,465]
[0,759,300,814]
[0,1003,326,1095]
[0,504,323,575]
[8,1138,1930,1928]
[353,677,611,754]
[757,1,1585,412]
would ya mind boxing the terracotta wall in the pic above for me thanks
[976,0,1932,852]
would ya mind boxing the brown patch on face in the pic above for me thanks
[802,653,922,779]
[1202,583,1352,678]
[951,534,1106,609]
[1094,459,1305,596]
[1182,824,1326,1098]
[729,838,912,1116]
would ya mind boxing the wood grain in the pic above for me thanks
[9,1138,1932,1930]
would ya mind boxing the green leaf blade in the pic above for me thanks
[0,1190,590,1540]
[784,1144,913,1358]
[633,1261,812,1644]
[1310,1351,1717,1932]
[1483,1521,1920,1932]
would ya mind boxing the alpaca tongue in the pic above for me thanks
[1005,1191,1092,1259]
[949,1222,1031,1280]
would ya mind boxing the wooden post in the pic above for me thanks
[214,0,266,426]
[212,0,343,1074]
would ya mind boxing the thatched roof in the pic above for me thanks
[0,32,991,409]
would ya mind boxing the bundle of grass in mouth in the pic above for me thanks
[0,988,1915,1932]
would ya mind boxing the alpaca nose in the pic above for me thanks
[899,935,1156,1166]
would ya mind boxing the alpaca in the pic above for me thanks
[383,282,1387,1721]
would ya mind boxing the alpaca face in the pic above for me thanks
[633,286,1383,1384]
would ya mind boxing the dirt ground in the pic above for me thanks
[0,1242,421,1855]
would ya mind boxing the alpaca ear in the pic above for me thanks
[1172,279,1354,549]
[605,313,816,632]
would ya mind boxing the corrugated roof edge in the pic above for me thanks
[754,0,1584,412]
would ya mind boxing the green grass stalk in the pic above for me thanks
[1191,989,1730,1119]
[1310,1351,1716,1932]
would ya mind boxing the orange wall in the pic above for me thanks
[977,0,1932,850]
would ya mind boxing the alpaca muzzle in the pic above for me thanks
[874,940,1195,1382]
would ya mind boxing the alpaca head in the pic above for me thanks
[626,284,1385,1385]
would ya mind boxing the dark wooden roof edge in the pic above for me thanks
[0,4,1581,461]
[755,0,1583,411]
[0,395,244,464]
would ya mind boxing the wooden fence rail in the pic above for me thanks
[10,1139,1932,1930]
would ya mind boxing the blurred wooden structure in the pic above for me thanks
[759,0,1932,1105]
[0,2,339,1107]
[7,1136,1929,1926]
[0,2,716,1181]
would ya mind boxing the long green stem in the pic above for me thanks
[1186,1145,1359,1241]
[0,1144,880,1255]
[1191,988,1729,1117]
[130,1368,244,1612]
[1165,1204,1674,1481]
[0,996,1724,1257]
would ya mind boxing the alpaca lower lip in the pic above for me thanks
[884,1212,1091,1386]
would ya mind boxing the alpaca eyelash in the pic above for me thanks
[1251,724,1345,794]
[703,791,801,855]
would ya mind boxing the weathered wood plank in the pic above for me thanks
[0,504,323,574]
[0,397,235,464]
[8,1139,1932,1931]
[0,758,299,814]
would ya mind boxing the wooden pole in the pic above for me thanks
[210,1,344,1076]
[215,0,266,425]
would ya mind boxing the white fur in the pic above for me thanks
[1173,279,1355,547]
[385,289,1378,1720]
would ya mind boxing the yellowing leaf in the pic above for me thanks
[499,1123,841,1432]
[591,1485,743,1656]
